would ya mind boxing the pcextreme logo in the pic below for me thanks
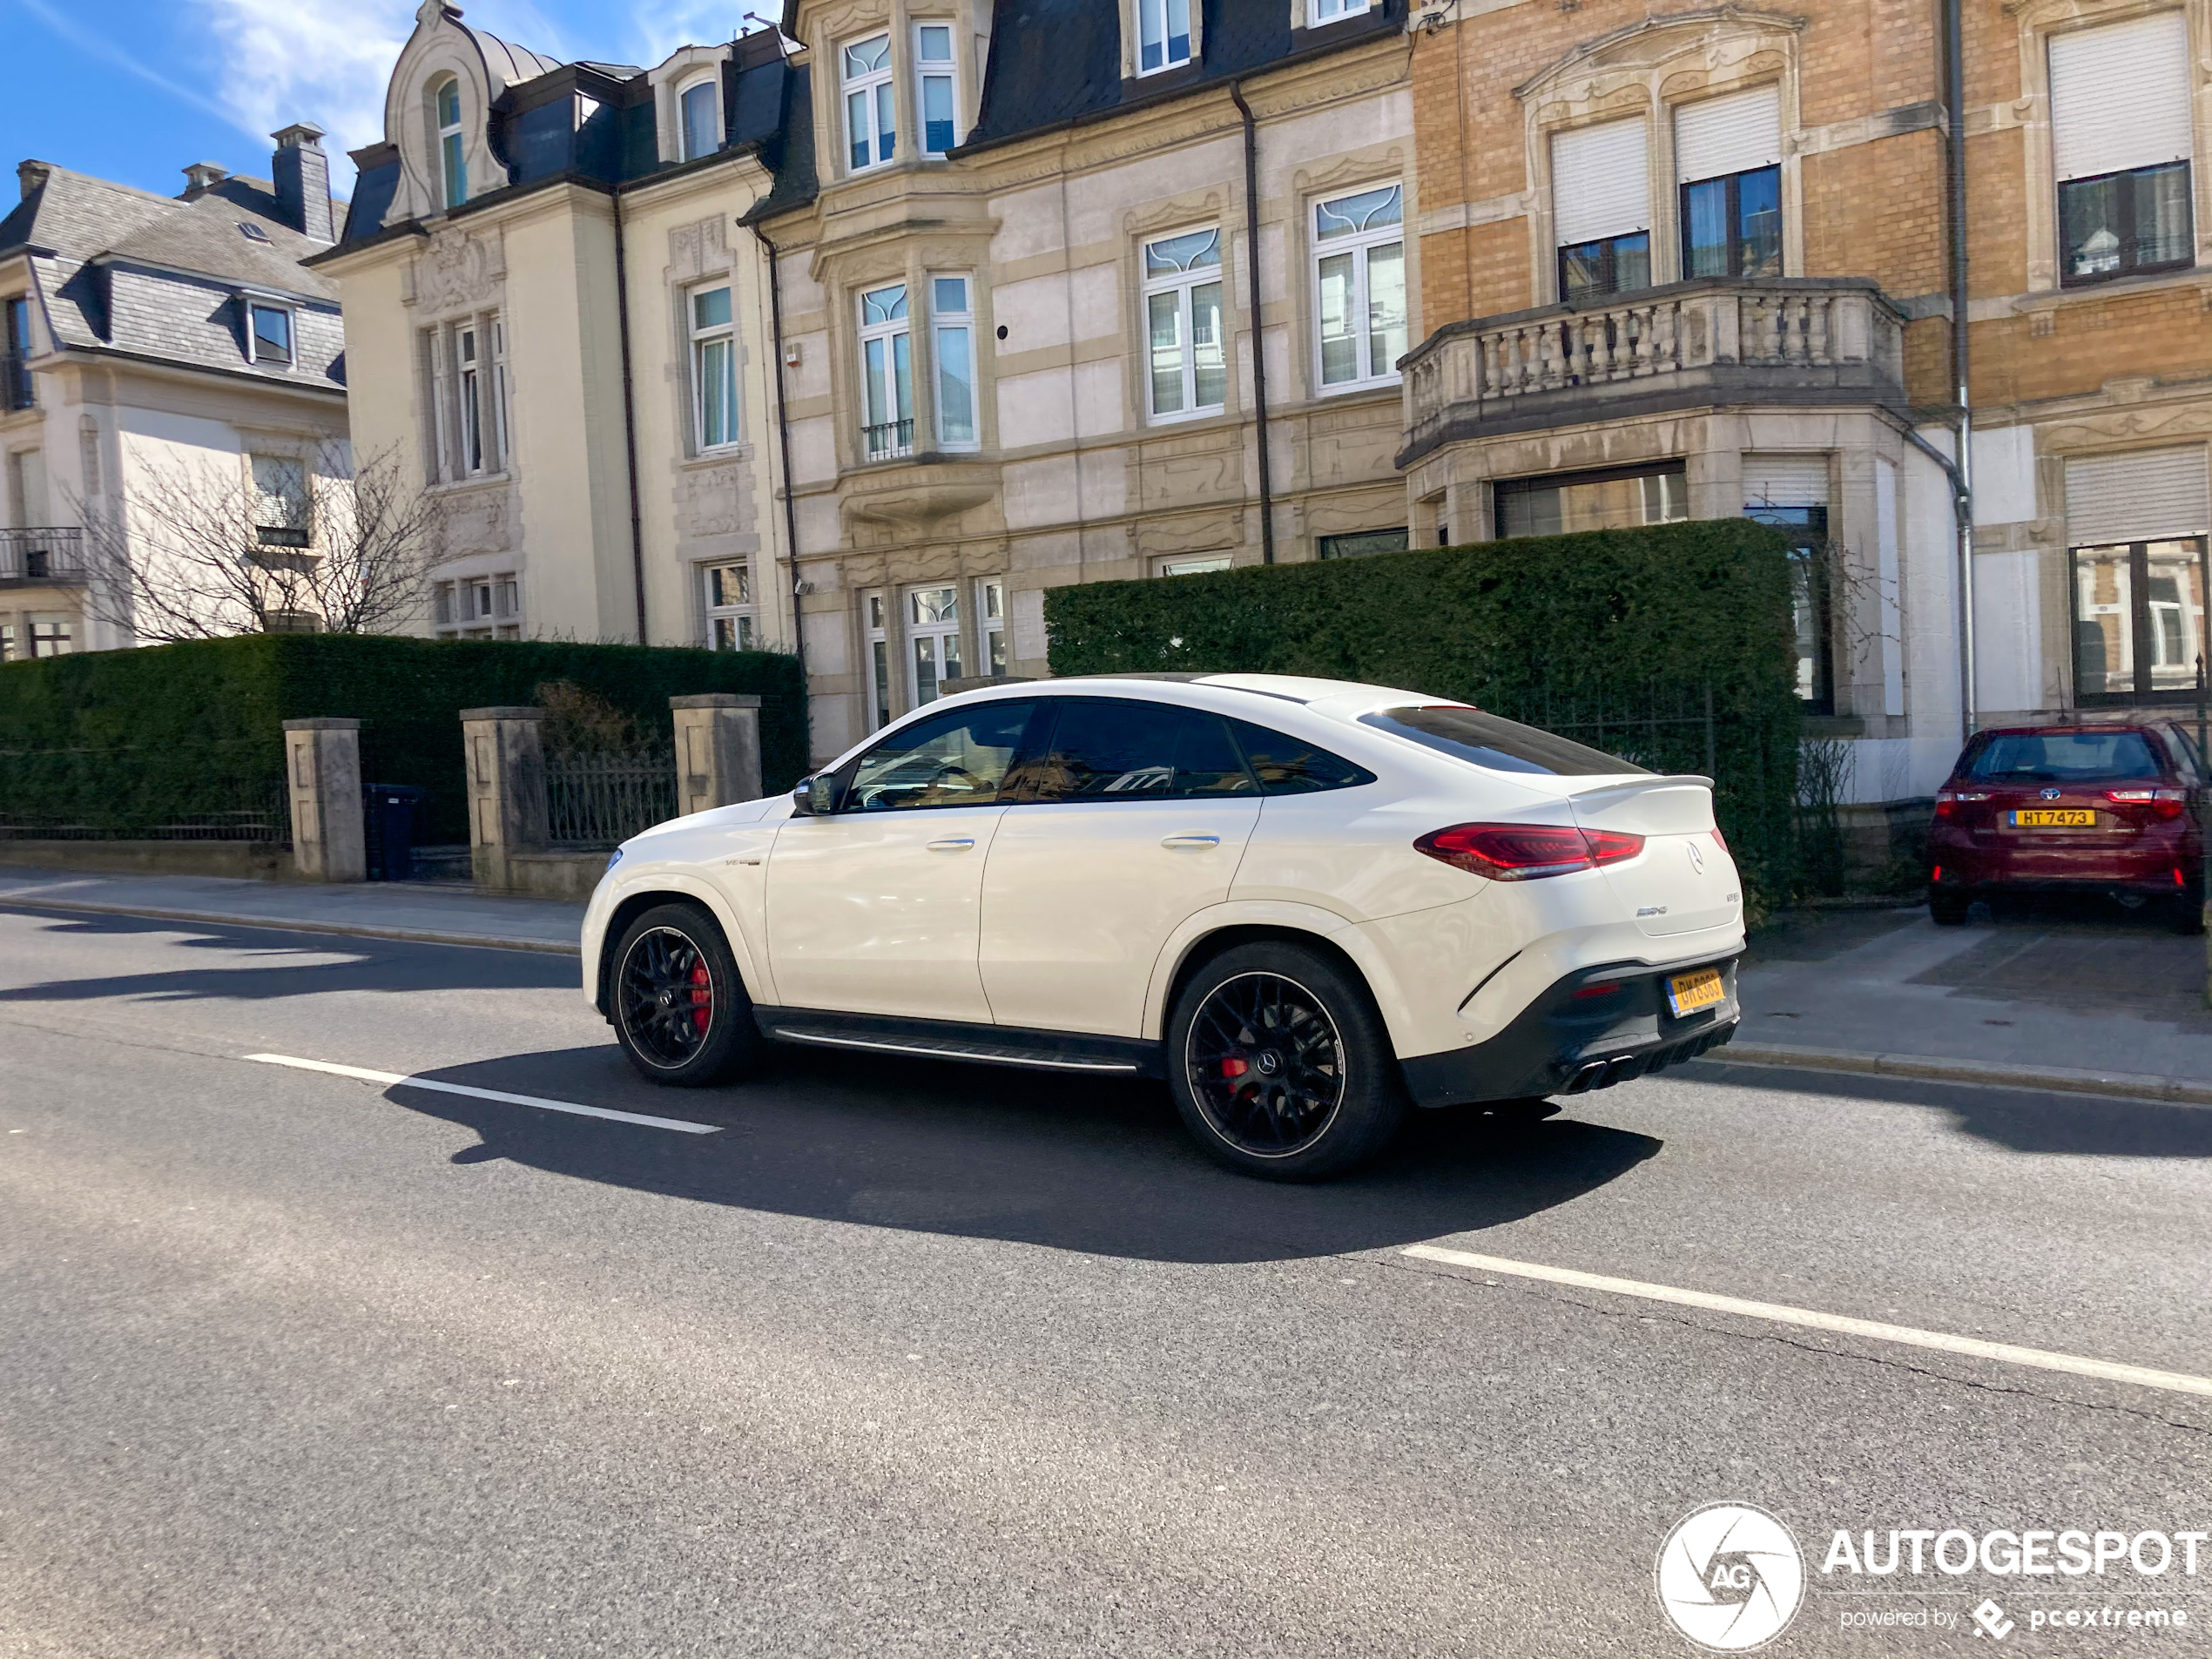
[1656,1502,1807,1651]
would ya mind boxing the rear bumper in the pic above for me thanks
[1399,952,1740,1109]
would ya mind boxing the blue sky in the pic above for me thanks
[3,0,763,202]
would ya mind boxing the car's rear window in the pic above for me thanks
[1359,706,1651,777]
[1965,731,2162,783]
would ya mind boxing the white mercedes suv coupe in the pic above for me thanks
[583,673,1744,1178]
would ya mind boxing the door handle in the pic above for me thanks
[1161,834,1221,849]
[926,837,976,852]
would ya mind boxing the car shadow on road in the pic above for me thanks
[390,1042,1664,1264]
[0,908,578,1002]
[1683,1058,2212,1158]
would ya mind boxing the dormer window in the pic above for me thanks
[843,34,896,172]
[1136,0,1191,75]
[435,78,466,209]
[238,222,272,244]
[249,302,293,367]
[680,76,720,161]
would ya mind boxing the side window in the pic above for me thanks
[1024,698,1182,800]
[1176,711,1258,798]
[846,699,1036,811]
[1227,718,1376,795]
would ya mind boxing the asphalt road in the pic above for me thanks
[3,904,2209,1657]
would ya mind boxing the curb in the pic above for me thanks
[0,896,582,957]
[1698,1040,2212,1109]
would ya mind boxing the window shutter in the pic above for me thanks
[1674,85,1783,184]
[1551,118,1651,246]
[2049,12,2193,182]
[1742,453,1830,508]
[2066,447,2212,545]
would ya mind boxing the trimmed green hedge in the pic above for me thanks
[0,634,806,843]
[1046,518,1801,887]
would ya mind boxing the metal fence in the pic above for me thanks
[0,745,291,842]
[546,749,677,849]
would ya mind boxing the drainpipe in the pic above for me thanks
[611,184,649,642]
[1228,81,1277,564]
[1942,0,1976,738]
[749,219,808,683]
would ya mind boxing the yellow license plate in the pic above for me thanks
[2011,809,2095,827]
[1666,968,1725,1017]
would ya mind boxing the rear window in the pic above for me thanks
[1965,730,2163,784]
[1359,705,1651,777]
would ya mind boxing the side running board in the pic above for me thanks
[767,1025,1143,1074]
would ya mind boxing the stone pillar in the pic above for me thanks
[283,718,366,882]
[671,693,764,815]
[461,706,549,890]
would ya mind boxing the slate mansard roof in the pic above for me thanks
[329,0,1399,255]
[0,163,345,393]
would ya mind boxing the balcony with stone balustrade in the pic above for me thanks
[1397,278,1909,469]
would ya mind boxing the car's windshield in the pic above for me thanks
[1965,730,2162,784]
[1359,705,1651,777]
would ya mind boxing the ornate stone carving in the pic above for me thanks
[437,482,516,555]
[670,216,730,283]
[412,227,506,316]
[675,462,753,539]
[2042,405,2212,452]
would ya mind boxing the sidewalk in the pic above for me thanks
[3,863,2207,1103]
[1720,900,2212,1101]
[0,866,584,954]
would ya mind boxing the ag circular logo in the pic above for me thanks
[1656,1502,1804,1651]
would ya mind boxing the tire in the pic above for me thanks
[1165,940,1406,1181]
[1929,890,1969,927]
[608,902,762,1087]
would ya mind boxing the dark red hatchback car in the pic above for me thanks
[1926,723,2205,931]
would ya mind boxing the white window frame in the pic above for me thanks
[841,32,897,175]
[1141,227,1227,424]
[914,23,961,158]
[678,73,721,162]
[1135,0,1192,75]
[690,284,740,453]
[907,584,961,706]
[1156,554,1234,577]
[929,274,979,452]
[977,576,1006,676]
[1308,0,1369,23]
[864,589,892,728]
[703,561,755,651]
[435,78,466,210]
[490,318,510,466]
[246,300,294,367]
[455,320,486,476]
[424,313,507,482]
[1310,183,1405,393]
[433,570,522,639]
[249,453,311,547]
[859,282,914,460]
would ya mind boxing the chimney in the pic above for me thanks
[181,160,230,197]
[17,160,52,201]
[271,123,334,242]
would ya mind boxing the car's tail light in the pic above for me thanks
[1934,789,1991,819]
[2108,788,2188,820]
[1415,823,1645,881]
[1711,826,1730,856]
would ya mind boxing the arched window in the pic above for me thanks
[435,78,465,209]
[680,77,720,161]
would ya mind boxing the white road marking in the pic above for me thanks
[244,1053,721,1135]
[1401,1243,2212,1401]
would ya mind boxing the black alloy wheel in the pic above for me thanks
[1166,940,1406,1180]
[610,902,760,1087]
[1186,972,1347,1158]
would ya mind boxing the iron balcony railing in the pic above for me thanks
[1,351,30,413]
[862,418,914,461]
[0,527,86,586]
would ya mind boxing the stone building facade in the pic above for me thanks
[1401,0,2212,802]
[0,132,347,656]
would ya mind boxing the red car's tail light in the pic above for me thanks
[2108,788,2188,820]
[1933,789,1991,819]
[1415,823,1646,881]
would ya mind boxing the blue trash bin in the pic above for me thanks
[363,784,428,881]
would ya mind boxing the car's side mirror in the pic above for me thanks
[795,773,846,815]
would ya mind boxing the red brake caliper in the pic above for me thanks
[688,961,712,1033]
[1221,1057,1248,1079]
